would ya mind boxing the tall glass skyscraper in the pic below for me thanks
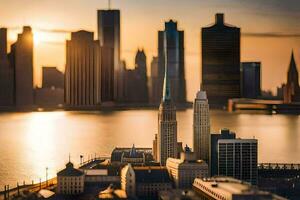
[202,13,240,107]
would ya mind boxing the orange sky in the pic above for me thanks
[1,0,300,101]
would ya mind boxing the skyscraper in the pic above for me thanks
[241,62,261,98]
[157,34,178,166]
[149,56,161,104]
[65,31,101,107]
[0,28,14,107]
[218,139,258,185]
[10,26,34,108]
[193,90,210,163]
[202,13,241,107]
[156,20,186,105]
[97,9,122,102]
[210,128,236,176]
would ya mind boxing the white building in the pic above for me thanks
[57,162,85,195]
[166,145,208,189]
[193,90,210,162]
[193,177,287,200]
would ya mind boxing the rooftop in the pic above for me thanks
[57,162,84,177]
[133,166,171,184]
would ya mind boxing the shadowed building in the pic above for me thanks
[283,51,300,103]
[149,56,161,104]
[0,28,14,107]
[193,90,210,163]
[157,35,178,166]
[10,26,34,108]
[65,31,101,108]
[123,50,149,103]
[155,20,186,105]
[202,13,240,107]
[98,9,123,102]
[241,62,261,98]
[42,67,64,89]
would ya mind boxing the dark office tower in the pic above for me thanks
[65,31,101,107]
[218,139,258,185]
[149,56,162,104]
[210,128,236,176]
[0,28,14,107]
[11,26,34,108]
[157,35,178,166]
[42,67,64,89]
[202,13,241,107]
[157,20,186,105]
[241,62,261,98]
[97,9,122,102]
[135,49,148,102]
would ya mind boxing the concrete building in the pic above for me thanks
[241,62,261,98]
[218,139,258,185]
[157,37,178,165]
[97,9,122,102]
[111,146,154,165]
[166,145,208,189]
[193,90,210,163]
[193,177,286,200]
[57,161,85,195]
[159,189,202,200]
[0,28,14,107]
[202,13,240,107]
[283,51,300,103]
[156,20,186,105]
[121,164,172,199]
[210,129,236,177]
[65,30,101,108]
[10,26,34,108]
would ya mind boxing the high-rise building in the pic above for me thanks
[65,31,101,108]
[0,28,14,107]
[97,9,122,102]
[283,51,300,103]
[210,128,236,176]
[193,90,210,163]
[156,20,186,105]
[202,13,241,107]
[10,26,34,108]
[149,56,161,104]
[241,62,261,98]
[157,35,178,165]
[42,67,64,89]
[166,145,208,189]
[218,138,258,185]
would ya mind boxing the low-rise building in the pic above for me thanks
[57,162,85,195]
[193,176,287,200]
[166,145,208,189]
[121,164,172,199]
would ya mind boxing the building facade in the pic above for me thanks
[210,128,236,177]
[157,39,178,165]
[10,26,34,108]
[156,20,186,105]
[218,139,258,185]
[57,162,85,195]
[65,31,101,108]
[166,146,208,189]
[42,67,64,89]
[202,13,240,107]
[0,28,14,107]
[241,62,261,98]
[149,56,161,104]
[97,9,122,102]
[193,90,210,163]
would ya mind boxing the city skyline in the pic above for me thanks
[0,0,300,100]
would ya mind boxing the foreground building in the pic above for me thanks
[202,13,240,107]
[57,161,85,195]
[193,90,210,162]
[193,177,286,200]
[121,164,172,199]
[218,138,258,185]
[166,145,208,189]
[65,30,101,108]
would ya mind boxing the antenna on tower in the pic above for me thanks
[108,0,111,10]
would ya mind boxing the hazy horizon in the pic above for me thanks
[1,0,300,101]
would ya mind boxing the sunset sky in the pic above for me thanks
[0,0,300,100]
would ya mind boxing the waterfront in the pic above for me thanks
[0,109,300,189]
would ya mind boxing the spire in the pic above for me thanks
[162,31,171,102]
[288,50,299,86]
